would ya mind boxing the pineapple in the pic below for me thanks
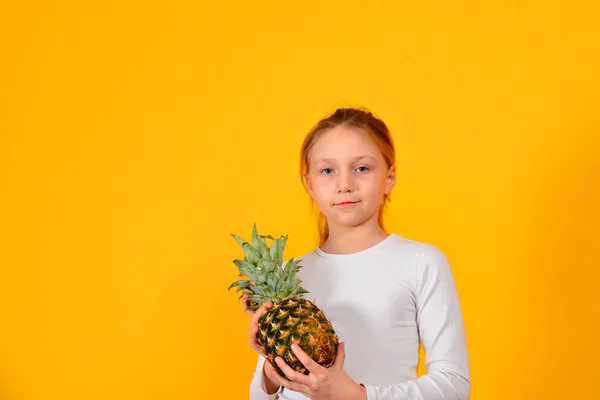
[228,224,339,378]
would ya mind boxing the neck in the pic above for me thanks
[321,218,389,255]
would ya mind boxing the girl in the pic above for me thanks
[242,107,470,400]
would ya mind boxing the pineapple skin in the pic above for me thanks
[257,297,339,378]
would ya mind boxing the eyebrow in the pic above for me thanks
[312,155,377,164]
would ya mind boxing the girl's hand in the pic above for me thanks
[269,341,367,400]
[241,293,273,356]
[242,293,281,394]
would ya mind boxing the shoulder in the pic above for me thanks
[412,242,457,293]
[383,233,443,261]
[388,234,453,277]
[416,242,450,266]
[390,232,447,259]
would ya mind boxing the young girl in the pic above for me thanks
[242,107,470,400]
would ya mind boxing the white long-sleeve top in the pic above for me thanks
[249,233,471,400]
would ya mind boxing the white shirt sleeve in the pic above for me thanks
[249,354,283,400]
[362,244,471,400]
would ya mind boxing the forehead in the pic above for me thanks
[308,125,383,163]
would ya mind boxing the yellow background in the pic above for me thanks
[1,1,599,399]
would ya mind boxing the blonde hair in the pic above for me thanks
[299,107,396,245]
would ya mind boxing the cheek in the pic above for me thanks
[363,176,388,198]
[310,174,330,187]
[308,176,329,199]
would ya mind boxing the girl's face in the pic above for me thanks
[305,125,395,231]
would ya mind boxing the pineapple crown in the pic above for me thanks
[228,223,309,311]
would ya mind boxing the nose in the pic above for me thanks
[336,169,354,193]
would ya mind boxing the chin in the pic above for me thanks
[329,214,371,228]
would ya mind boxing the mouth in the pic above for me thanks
[335,200,360,206]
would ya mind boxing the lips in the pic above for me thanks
[335,200,360,205]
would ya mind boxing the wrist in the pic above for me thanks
[262,360,281,395]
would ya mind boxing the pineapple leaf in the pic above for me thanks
[251,223,271,259]
[233,259,257,278]
[262,260,277,272]
[227,279,250,291]
[260,234,275,240]
[266,271,277,288]
[231,234,245,249]
[276,235,288,265]
[283,257,296,276]
[252,284,267,296]
[269,235,288,266]
[261,244,273,262]
[247,294,265,303]
[242,242,261,264]
[256,260,269,283]
[289,281,303,296]
[269,238,281,265]
[296,287,309,295]
[274,275,283,292]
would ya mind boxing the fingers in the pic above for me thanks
[249,300,273,329]
[290,343,321,375]
[268,363,310,394]
[247,300,273,357]
[241,293,254,316]
[248,322,264,356]
[332,341,345,369]
[274,356,313,387]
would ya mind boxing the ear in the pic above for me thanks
[384,165,396,195]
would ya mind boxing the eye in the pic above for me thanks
[356,166,369,173]
[320,168,334,175]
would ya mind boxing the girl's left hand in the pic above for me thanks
[270,342,367,400]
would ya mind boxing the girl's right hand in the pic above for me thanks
[242,293,281,394]
[242,292,273,356]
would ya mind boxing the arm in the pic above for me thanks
[362,243,471,400]
[250,353,284,400]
